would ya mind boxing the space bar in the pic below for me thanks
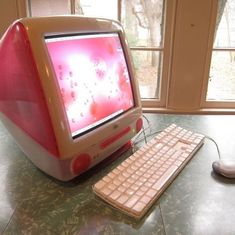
[153,165,178,191]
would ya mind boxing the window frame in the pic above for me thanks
[201,0,235,109]
[118,0,176,109]
[24,0,235,113]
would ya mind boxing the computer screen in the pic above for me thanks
[45,32,134,138]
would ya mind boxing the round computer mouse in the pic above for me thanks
[212,160,235,179]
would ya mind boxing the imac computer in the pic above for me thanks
[0,16,142,181]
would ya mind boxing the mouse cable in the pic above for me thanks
[133,129,162,146]
[204,135,221,160]
[132,114,151,145]
[140,114,150,144]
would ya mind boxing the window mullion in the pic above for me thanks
[213,48,235,51]
[70,0,75,14]
[130,47,164,51]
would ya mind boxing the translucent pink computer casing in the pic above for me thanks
[0,16,142,181]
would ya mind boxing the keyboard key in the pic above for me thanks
[152,165,178,191]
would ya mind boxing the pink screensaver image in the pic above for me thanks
[45,33,134,137]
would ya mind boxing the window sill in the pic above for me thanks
[142,107,235,115]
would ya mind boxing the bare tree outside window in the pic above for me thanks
[132,0,163,47]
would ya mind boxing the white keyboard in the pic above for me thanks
[93,124,204,219]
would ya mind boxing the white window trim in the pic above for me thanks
[140,0,176,109]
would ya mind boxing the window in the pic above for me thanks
[120,0,164,100]
[26,0,235,113]
[204,0,235,108]
[120,0,174,109]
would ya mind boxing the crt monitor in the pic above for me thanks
[0,16,142,181]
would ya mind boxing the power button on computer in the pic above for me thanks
[71,153,91,175]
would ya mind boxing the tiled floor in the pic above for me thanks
[1,113,235,234]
